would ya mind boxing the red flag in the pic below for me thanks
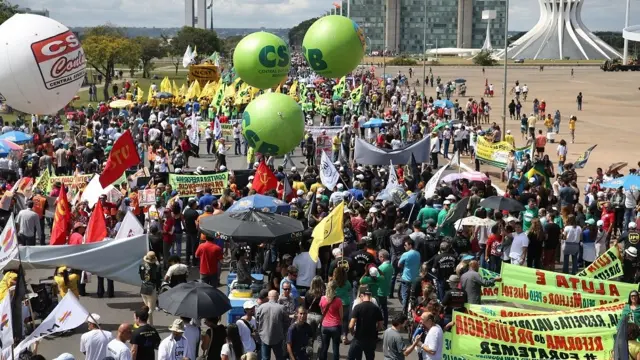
[99,130,141,188]
[252,161,277,194]
[85,201,108,243]
[50,185,71,245]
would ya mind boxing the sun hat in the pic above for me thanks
[626,247,638,258]
[243,300,256,309]
[143,251,157,263]
[447,275,460,283]
[87,313,101,325]
[168,319,185,332]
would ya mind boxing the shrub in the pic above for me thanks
[473,50,498,66]
[387,57,418,66]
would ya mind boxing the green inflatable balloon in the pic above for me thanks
[233,32,290,89]
[302,15,365,78]
[242,93,304,156]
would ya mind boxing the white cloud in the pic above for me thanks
[9,0,635,30]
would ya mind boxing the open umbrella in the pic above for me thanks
[154,92,174,99]
[362,118,387,128]
[227,194,291,214]
[454,216,496,228]
[608,162,628,173]
[432,121,451,133]
[433,99,455,109]
[478,196,525,212]
[109,99,132,108]
[0,139,22,157]
[199,209,304,244]
[158,281,231,319]
[0,131,32,145]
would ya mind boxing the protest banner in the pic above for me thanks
[466,301,625,335]
[475,137,514,169]
[577,246,623,280]
[138,189,156,206]
[187,64,220,86]
[36,172,128,194]
[305,126,341,138]
[315,133,332,164]
[498,263,636,310]
[479,268,499,301]
[466,304,546,318]
[168,172,229,197]
[451,311,615,360]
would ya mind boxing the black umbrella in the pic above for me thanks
[478,196,525,212]
[199,209,304,244]
[158,281,231,319]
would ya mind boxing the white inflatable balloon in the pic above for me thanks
[0,14,86,115]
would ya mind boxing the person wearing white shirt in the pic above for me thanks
[430,132,440,168]
[329,184,346,206]
[292,244,322,291]
[204,127,213,154]
[236,301,257,353]
[107,323,133,360]
[181,318,200,360]
[80,314,113,360]
[509,222,529,265]
[158,319,193,360]
[416,313,443,360]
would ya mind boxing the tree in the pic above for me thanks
[164,27,222,74]
[83,26,142,101]
[221,35,243,57]
[288,17,318,48]
[473,50,498,66]
[134,36,165,78]
[0,0,16,26]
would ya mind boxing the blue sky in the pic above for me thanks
[10,0,636,31]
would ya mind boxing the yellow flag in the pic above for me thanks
[172,80,180,96]
[136,87,144,103]
[147,84,154,103]
[160,77,171,93]
[309,202,345,261]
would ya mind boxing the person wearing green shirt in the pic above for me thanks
[417,199,440,230]
[377,250,393,328]
[437,201,455,237]
[400,124,408,143]
[520,198,538,232]
[360,267,381,298]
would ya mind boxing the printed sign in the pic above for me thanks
[577,246,623,280]
[475,137,514,170]
[168,172,229,197]
[30,31,86,90]
[138,189,156,206]
[188,64,220,87]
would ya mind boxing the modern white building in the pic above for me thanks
[504,0,621,60]
[185,0,207,29]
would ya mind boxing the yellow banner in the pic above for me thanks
[451,311,614,360]
[466,302,625,335]
[475,137,514,169]
[499,263,636,309]
[576,246,623,280]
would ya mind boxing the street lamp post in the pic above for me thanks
[501,0,509,141]
[623,0,631,64]
[422,0,427,95]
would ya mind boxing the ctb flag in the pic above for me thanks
[50,185,71,245]
[252,161,277,194]
[99,130,140,188]
[309,202,345,261]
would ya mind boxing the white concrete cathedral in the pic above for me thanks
[504,0,621,60]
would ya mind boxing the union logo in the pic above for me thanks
[1,228,14,253]
[58,311,72,324]
[0,314,8,331]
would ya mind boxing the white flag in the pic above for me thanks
[0,294,12,350]
[424,163,450,200]
[386,160,399,189]
[320,151,340,191]
[182,45,193,68]
[451,151,461,167]
[81,175,114,208]
[214,117,222,139]
[115,211,145,240]
[15,292,89,355]
[0,214,18,271]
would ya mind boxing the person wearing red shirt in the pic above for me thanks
[350,209,368,241]
[68,223,86,245]
[162,210,176,264]
[195,237,223,287]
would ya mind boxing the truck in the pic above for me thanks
[601,58,640,71]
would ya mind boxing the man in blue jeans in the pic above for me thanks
[398,238,421,314]
[256,290,287,360]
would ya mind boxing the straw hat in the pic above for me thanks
[168,319,185,332]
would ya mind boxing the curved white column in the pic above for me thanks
[506,0,622,60]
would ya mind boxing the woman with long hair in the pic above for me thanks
[527,218,545,269]
[619,291,640,330]
[562,215,582,274]
[318,281,343,360]
[332,266,351,344]
[304,276,324,333]
[221,323,244,360]
[53,266,79,298]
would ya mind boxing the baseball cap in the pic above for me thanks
[359,285,372,295]
[243,300,256,309]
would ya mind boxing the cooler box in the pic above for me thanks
[226,273,264,295]
[546,132,556,143]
